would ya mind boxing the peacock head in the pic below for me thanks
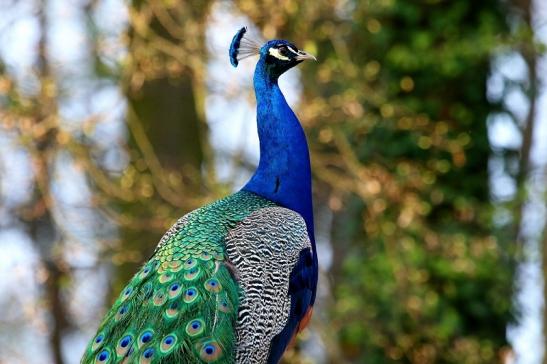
[229,27,316,79]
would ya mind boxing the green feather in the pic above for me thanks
[114,333,134,358]
[159,333,178,354]
[187,319,207,337]
[81,191,275,364]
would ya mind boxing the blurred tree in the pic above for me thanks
[1,1,70,363]
[2,0,542,363]
[30,3,68,364]
[235,0,515,363]
[108,0,214,294]
[502,0,546,362]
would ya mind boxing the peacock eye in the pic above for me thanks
[278,46,289,56]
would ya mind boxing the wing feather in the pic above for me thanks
[224,207,312,363]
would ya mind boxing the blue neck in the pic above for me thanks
[242,58,314,240]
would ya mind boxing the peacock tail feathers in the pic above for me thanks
[82,191,275,364]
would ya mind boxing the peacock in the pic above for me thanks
[81,27,318,364]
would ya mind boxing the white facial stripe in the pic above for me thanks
[268,47,290,61]
[287,46,299,55]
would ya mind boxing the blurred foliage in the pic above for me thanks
[235,0,515,363]
[0,0,543,363]
[110,0,213,296]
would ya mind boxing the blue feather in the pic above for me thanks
[229,27,247,67]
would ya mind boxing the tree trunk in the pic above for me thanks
[112,1,212,294]
[27,1,68,363]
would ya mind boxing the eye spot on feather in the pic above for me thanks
[218,297,232,313]
[183,287,199,303]
[120,337,130,347]
[139,261,159,279]
[160,334,178,354]
[95,348,111,364]
[153,289,167,306]
[184,266,201,281]
[139,348,155,364]
[116,335,133,357]
[158,272,174,284]
[140,267,150,279]
[185,318,205,337]
[138,330,154,348]
[121,287,133,301]
[168,282,182,299]
[92,333,105,351]
[184,258,197,270]
[165,301,180,319]
[115,304,130,321]
[204,278,222,293]
[199,340,223,362]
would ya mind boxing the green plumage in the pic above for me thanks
[82,191,275,364]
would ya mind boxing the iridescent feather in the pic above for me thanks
[81,192,276,364]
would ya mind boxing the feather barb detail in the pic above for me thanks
[229,27,260,67]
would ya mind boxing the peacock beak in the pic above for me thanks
[295,50,317,61]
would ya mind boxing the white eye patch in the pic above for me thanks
[268,47,290,61]
[287,46,299,55]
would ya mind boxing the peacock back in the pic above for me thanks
[81,190,311,364]
[81,192,270,363]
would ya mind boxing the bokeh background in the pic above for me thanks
[1,0,546,363]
